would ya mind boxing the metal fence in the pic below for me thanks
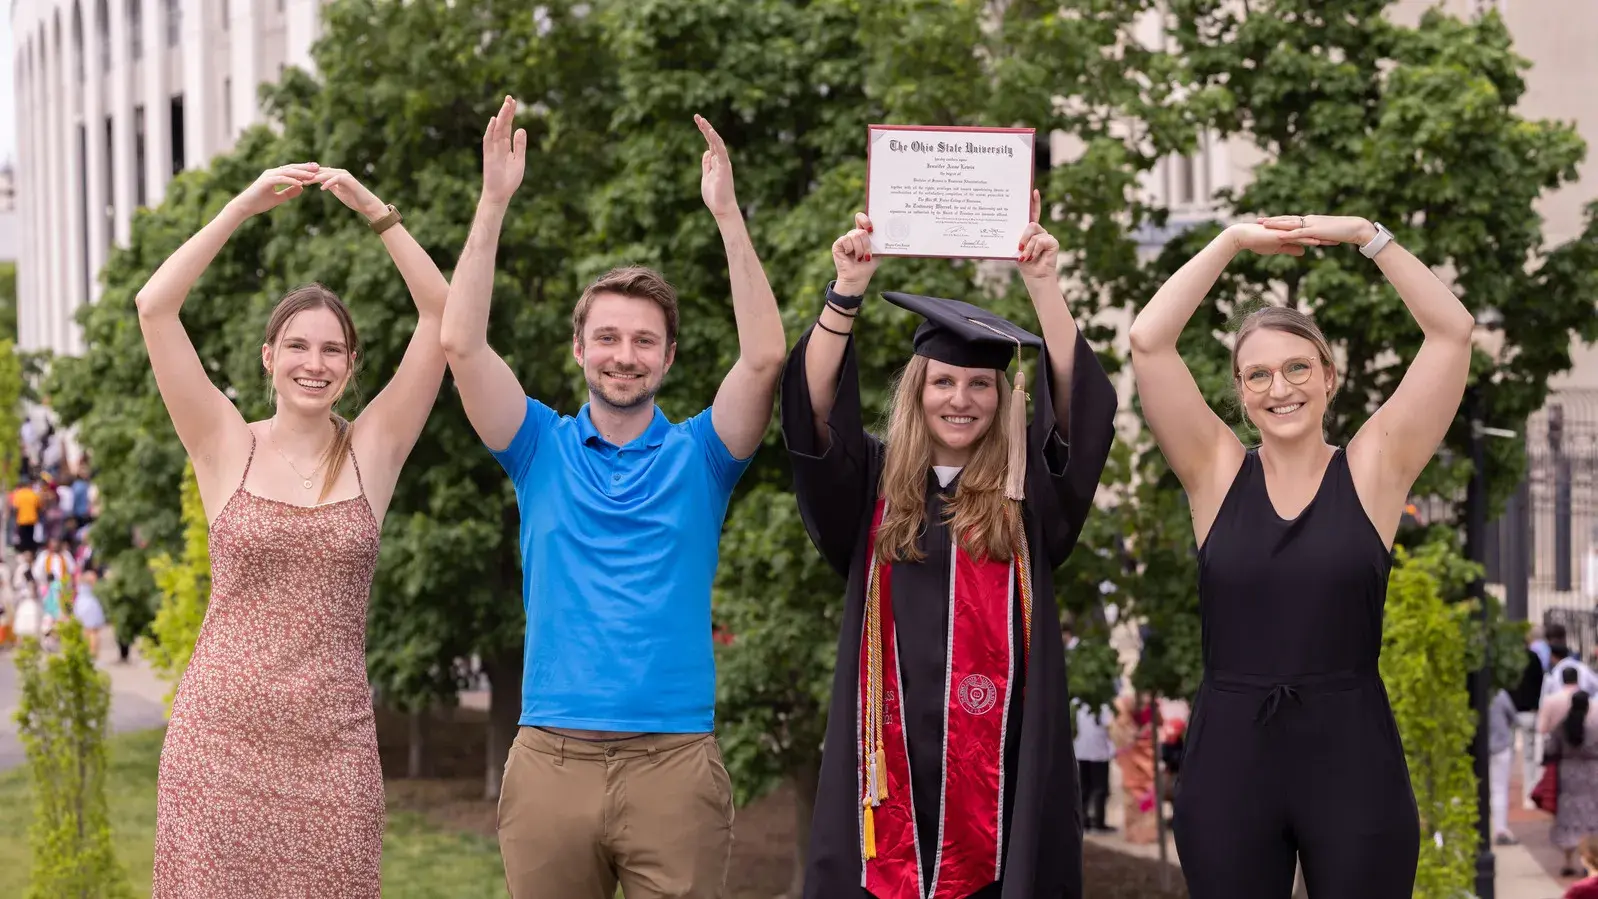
[1497,390,1598,656]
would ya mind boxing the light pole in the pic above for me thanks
[1468,309,1508,899]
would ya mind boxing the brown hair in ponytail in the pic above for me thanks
[264,283,362,502]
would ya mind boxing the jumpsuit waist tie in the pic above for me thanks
[1204,667,1380,727]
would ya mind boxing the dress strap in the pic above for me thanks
[239,433,258,491]
[348,443,366,496]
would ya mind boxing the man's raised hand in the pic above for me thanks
[696,115,739,220]
[482,95,527,207]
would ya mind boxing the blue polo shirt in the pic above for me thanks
[491,397,752,733]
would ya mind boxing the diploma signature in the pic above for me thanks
[943,225,970,237]
[980,228,1004,237]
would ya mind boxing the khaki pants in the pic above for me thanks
[497,727,735,899]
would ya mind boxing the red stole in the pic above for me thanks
[859,498,1032,899]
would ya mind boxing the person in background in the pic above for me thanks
[1548,643,1598,698]
[1076,700,1116,834]
[1489,687,1519,845]
[1564,835,1598,899]
[1534,625,1557,673]
[74,568,107,660]
[9,478,40,554]
[1516,634,1552,808]
[1547,677,1598,877]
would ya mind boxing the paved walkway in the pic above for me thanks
[0,637,171,771]
[1085,745,1568,899]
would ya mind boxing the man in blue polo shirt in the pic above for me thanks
[440,97,785,898]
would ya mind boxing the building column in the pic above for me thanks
[84,0,112,307]
[229,0,260,144]
[62,12,88,355]
[283,0,317,75]
[109,0,137,247]
[142,0,170,202]
[47,24,67,355]
[180,0,213,171]
[16,57,35,352]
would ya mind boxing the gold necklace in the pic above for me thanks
[269,419,333,490]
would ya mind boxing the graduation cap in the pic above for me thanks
[881,291,1041,501]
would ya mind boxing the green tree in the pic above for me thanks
[1381,541,1479,898]
[0,338,23,487]
[143,462,211,711]
[13,622,132,899]
[0,261,17,342]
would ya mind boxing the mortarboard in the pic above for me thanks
[882,292,1044,372]
[880,291,1042,501]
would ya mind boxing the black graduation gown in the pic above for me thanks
[782,323,1118,899]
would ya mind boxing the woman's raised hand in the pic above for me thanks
[310,167,388,221]
[832,212,877,296]
[1258,214,1378,248]
[1225,222,1323,257]
[229,164,320,217]
[1017,189,1060,280]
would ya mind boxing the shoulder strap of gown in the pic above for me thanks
[238,433,257,491]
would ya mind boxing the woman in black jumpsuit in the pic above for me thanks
[1129,214,1476,899]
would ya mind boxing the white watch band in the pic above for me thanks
[1359,222,1393,259]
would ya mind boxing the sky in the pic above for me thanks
[0,16,14,166]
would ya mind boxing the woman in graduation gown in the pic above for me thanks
[782,198,1118,899]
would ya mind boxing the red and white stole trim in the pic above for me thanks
[860,498,1019,899]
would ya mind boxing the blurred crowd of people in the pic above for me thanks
[0,413,105,656]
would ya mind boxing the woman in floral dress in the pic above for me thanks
[139,162,448,897]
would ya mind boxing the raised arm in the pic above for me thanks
[1268,215,1474,535]
[308,168,449,520]
[440,95,531,453]
[696,116,786,459]
[1128,224,1307,523]
[1015,193,1118,565]
[803,213,878,449]
[136,164,320,509]
[778,213,882,576]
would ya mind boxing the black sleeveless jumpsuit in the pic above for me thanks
[1171,448,1420,899]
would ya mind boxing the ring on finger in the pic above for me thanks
[1297,215,1306,229]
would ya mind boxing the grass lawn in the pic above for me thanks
[0,727,509,898]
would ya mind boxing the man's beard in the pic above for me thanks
[586,370,660,411]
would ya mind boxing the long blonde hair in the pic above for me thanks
[875,356,1021,564]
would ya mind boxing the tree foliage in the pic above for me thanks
[0,338,23,487]
[143,462,211,711]
[12,622,132,898]
[1381,541,1478,899]
[0,261,16,343]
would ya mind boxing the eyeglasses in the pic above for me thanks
[1238,356,1318,393]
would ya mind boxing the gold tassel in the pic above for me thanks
[875,742,888,800]
[1004,367,1028,501]
[863,801,878,859]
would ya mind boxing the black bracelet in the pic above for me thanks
[825,301,858,318]
[825,280,865,311]
[815,318,851,337]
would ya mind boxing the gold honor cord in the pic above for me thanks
[860,503,1035,863]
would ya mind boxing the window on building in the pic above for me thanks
[166,0,180,46]
[1173,154,1196,207]
[97,0,110,73]
[222,0,230,30]
[170,94,186,174]
[130,0,143,61]
[222,78,232,136]
[103,115,116,247]
[134,105,147,207]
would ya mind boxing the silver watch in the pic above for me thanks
[1359,222,1394,259]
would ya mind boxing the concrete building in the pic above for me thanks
[8,0,325,355]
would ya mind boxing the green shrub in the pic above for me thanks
[142,462,211,711]
[12,620,132,898]
[1381,541,1478,899]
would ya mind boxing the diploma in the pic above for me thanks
[866,125,1036,259]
